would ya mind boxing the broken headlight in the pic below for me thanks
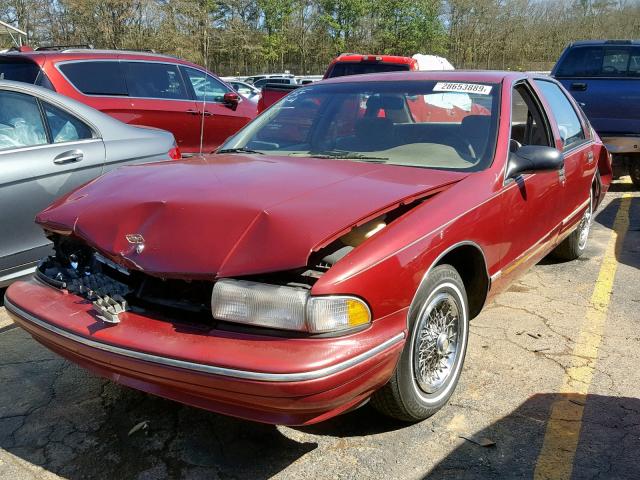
[211,279,371,334]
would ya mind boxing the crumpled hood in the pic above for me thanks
[36,154,467,278]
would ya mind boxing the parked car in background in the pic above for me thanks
[0,80,178,287]
[323,54,418,79]
[252,76,298,88]
[258,53,454,112]
[552,40,640,186]
[227,80,260,102]
[256,83,299,113]
[6,71,611,425]
[295,75,323,84]
[0,46,257,154]
[244,73,294,85]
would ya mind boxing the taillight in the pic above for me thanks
[168,145,181,160]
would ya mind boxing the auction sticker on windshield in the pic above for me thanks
[433,82,492,95]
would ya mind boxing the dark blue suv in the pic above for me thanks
[552,40,640,186]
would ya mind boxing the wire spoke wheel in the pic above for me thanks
[413,292,461,394]
[577,196,593,251]
[371,265,469,421]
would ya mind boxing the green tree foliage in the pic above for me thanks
[0,0,638,75]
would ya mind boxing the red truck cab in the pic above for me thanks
[257,54,420,113]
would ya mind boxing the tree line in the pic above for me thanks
[1,0,639,76]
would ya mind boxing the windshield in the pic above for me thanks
[0,58,40,83]
[328,62,411,78]
[221,80,500,171]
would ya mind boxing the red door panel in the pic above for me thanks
[126,98,199,151]
[198,99,255,153]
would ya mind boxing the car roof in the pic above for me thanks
[0,49,203,69]
[567,39,640,47]
[333,54,415,64]
[319,70,528,85]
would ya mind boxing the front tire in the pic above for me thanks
[552,190,593,261]
[371,264,469,421]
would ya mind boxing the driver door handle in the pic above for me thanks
[571,82,587,91]
[586,150,594,164]
[53,150,83,165]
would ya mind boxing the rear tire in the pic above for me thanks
[371,264,469,422]
[552,190,593,261]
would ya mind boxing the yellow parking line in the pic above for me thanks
[534,194,632,480]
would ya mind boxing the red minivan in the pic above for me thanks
[0,47,257,155]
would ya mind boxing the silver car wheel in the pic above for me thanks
[413,292,462,394]
[578,194,593,251]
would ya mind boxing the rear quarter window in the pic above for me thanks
[59,61,128,96]
[0,58,41,83]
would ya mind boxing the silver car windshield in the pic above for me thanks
[222,80,500,171]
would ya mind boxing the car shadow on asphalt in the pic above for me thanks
[293,401,409,437]
[595,196,640,270]
[607,178,637,193]
[423,393,640,479]
[0,326,317,480]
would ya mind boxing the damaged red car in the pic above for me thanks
[5,72,611,425]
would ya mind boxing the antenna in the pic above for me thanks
[198,14,209,156]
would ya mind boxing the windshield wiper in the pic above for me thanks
[217,147,264,155]
[288,151,388,162]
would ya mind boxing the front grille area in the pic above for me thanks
[37,235,214,324]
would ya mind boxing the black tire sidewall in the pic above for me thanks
[395,265,469,419]
[630,162,640,187]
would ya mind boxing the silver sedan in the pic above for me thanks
[0,80,178,286]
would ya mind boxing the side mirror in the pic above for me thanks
[506,144,564,179]
[223,92,240,111]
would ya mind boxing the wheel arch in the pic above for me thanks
[409,241,490,323]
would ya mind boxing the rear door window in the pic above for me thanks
[0,58,41,83]
[534,80,586,150]
[555,45,640,77]
[181,66,231,102]
[59,61,127,96]
[43,102,94,143]
[123,61,190,100]
[0,90,47,150]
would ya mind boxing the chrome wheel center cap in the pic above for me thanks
[436,332,450,356]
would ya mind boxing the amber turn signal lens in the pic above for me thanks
[346,299,370,327]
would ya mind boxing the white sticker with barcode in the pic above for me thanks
[433,82,492,95]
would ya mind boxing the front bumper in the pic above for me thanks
[5,277,406,425]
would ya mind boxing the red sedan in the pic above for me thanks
[5,72,611,425]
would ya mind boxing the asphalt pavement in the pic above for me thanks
[1,179,639,480]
